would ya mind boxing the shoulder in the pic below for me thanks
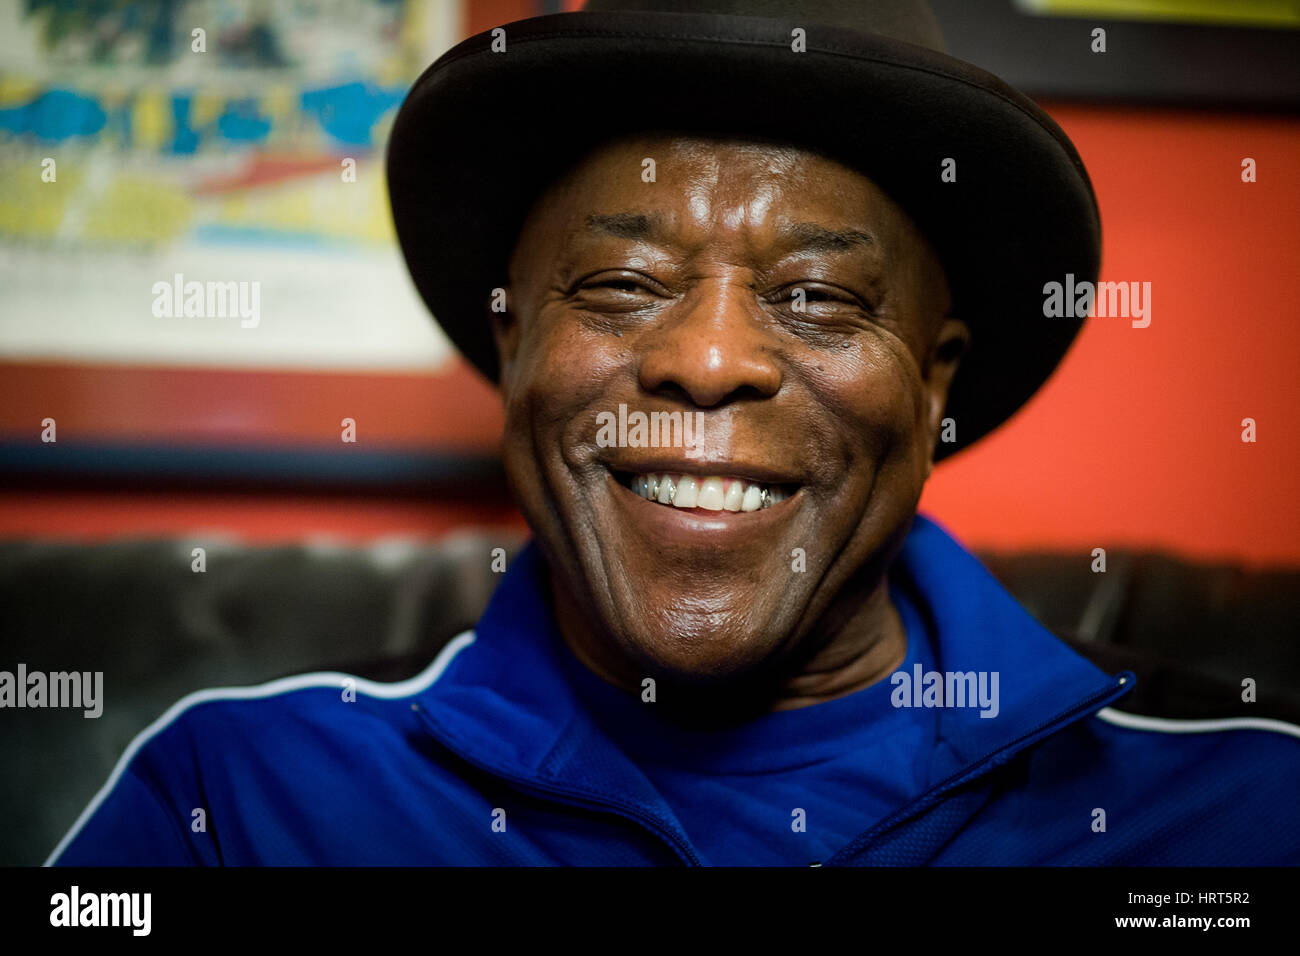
[1015,706,1300,863]
[1082,706,1300,804]
[1092,706,1300,744]
[1088,706,1300,764]
[48,633,477,865]
[141,631,475,750]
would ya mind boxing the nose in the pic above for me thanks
[637,280,783,408]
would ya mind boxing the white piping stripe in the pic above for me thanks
[42,630,477,867]
[1096,706,1300,740]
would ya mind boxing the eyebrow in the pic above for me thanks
[583,212,875,253]
[782,221,876,253]
[584,212,664,240]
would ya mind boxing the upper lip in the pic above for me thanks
[602,455,802,486]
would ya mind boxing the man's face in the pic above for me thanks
[496,134,967,692]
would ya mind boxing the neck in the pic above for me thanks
[766,581,907,711]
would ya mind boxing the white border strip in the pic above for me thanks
[1096,706,1300,740]
[43,630,477,866]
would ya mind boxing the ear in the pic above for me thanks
[488,284,521,392]
[921,317,971,478]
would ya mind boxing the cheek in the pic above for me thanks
[518,306,629,387]
[802,333,928,473]
[502,310,628,467]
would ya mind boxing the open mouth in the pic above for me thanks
[610,469,798,513]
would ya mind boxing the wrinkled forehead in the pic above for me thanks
[556,131,820,183]
[511,132,918,260]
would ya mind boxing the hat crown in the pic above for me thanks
[582,0,945,50]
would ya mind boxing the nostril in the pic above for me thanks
[645,382,694,406]
[639,352,782,409]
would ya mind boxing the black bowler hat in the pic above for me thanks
[386,0,1101,459]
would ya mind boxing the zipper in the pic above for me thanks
[823,672,1136,865]
[413,705,704,866]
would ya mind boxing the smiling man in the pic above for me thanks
[48,0,1299,867]
[499,133,967,721]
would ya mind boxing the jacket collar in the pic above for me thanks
[416,514,1132,846]
[895,515,1132,780]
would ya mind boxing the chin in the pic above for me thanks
[608,600,798,688]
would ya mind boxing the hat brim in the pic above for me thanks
[387,10,1101,460]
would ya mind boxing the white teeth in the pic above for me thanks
[673,476,699,508]
[696,477,725,511]
[723,480,745,512]
[627,472,791,513]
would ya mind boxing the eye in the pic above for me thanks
[771,282,869,312]
[578,271,663,293]
[797,288,841,303]
[592,278,648,294]
[571,271,669,313]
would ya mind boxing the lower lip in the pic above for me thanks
[605,471,801,548]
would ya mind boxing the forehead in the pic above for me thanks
[561,133,845,195]
[512,132,918,257]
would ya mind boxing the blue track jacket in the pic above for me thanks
[47,515,1300,865]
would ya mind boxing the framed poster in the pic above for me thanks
[0,0,507,489]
